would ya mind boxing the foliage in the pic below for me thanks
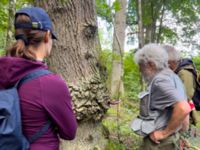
[96,0,123,23]
[167,0,200,51]
[0,0,32,50]
[105,140,126,150]
[125,0,200,51]
[0,0,9,50]
[0,1,9,32]
[100,49,141,100]
[0,50,5,56]
[102,100,142,150]
[96,0,112,22]
[123,50,141,100]
[0,32,7,50]
[112,0,121,12]
[127,0,166,43]
[127,0,137,26]
[97,0,200,54]
[99,49,112,88]
[193,56,200,70]
[159,26,178,44]
[16,0,33,9]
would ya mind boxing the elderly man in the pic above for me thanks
[131,44,191,150]
[163,45,198,126]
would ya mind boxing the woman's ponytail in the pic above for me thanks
[7,39,26,57]
[6,14,46,60]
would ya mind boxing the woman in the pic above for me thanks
[0,7,77,150]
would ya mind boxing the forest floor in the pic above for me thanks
[102,100,200,150]
[187,124,200,149]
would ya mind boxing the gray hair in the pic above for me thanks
[134,43,168,70]
[162,45,181,61]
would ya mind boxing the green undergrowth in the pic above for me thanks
[102,100,200,150]
[102,100,142,150]
[0,49,5,56]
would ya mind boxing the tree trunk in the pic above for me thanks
[6,0,16,48]
[137,0,144,48]
[144,25,152,43]
[110,0,127,98]
[137,0,145,90]
[34,0,110,149]
[157,3,165,43]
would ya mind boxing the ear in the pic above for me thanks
[44,30,51,43]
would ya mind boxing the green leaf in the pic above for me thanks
[96,0,112,22]
[112,0,121,12]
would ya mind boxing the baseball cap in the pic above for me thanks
[14,7,57,39]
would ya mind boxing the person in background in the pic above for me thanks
[163,45,198,126]
[0,7,77,150]
[134,43,191,150]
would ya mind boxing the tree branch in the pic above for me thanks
[157,0,166,43]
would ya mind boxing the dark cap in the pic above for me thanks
[15,7,57,39]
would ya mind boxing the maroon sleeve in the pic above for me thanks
[40,74,77,140]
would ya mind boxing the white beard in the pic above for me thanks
[142,74,154,84]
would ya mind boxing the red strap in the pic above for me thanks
[188,100,195,110]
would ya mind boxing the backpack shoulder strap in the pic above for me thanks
[28,120,52,144]
[15,69,52,88]
[177,62,200,88]
[175,58,194,74]
[15,69,53,143]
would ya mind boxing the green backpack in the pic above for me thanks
[175,58,200,110]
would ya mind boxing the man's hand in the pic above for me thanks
[149,130,168,144]
[150,101,190,144]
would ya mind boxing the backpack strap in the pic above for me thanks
[15,69,52,88]
[28,120,52,144]
[175,58,194,74]
[15,69,53,144]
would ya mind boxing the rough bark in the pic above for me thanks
[60,122,108,150]
[110,0,127,98]
[6,0,16,48]
[34,0,110,149]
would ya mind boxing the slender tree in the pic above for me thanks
[110,0,127,98]
[137,0,145,90]
[156,1,165,43]
[137,0,144,48]
[6,0,16,48]
[34,0,110,149]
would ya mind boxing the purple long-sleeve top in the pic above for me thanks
[0,57,77,150]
